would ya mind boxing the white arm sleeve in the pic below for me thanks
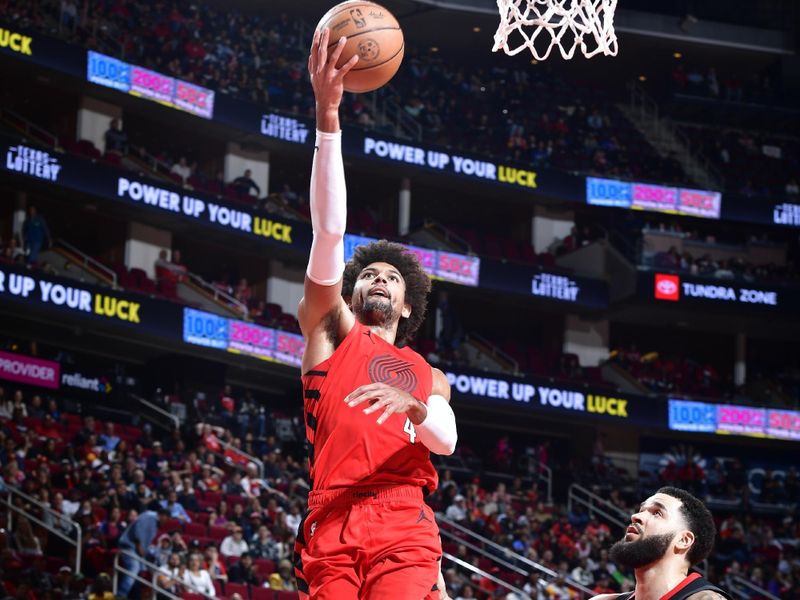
[415,395,457,456]
[307,129,347,286]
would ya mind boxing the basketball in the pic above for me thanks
[317,0,404,93]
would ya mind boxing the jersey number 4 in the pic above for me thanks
[404,418,417,443]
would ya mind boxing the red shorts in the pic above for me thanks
[294,485,442,600]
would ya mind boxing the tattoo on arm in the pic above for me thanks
[687,591,727,600]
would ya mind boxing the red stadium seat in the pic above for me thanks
[253,559,274,578]
[184,522,207,538]
[250,588,273,600]
[273,592,300,600]
[225,582,250,598]
[208,526,229,542]
[203,491,224,504]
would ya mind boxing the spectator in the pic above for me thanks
[87,573,115,600]
[523,572,546,600]
[232,169,261,197]
[99,422,120,452]
[234,277,252,305]
[155,249,188,283]
[60,0,78,32]
[250,525,279,561]
[446,495,468,522]
[182,553,216,597]
[117,508,171,598]
[204,544,228,583]
[157,552,184,596]
[267,559,296,591]
[227,552,260,585]
[104,118,128,154]
[2,236,25,264]
[241,462,265,498]
[786,178,799,196]
[170,156,192,184]
[151,534,174,567]
[220,526,249,557]
[13,516,43,555]
[22,206,52,265]
[160,489,192,523]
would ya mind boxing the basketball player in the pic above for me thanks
[293,28,457,600]
[591,487,733,600]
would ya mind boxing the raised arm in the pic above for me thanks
[298,28,359,366]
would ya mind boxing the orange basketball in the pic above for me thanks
[317,1,404,94]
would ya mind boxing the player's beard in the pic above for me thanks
[353,295,396,327]
[609,531,675,568]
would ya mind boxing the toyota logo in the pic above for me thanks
[657,280,677,295]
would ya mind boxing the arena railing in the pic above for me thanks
[627,82,724,189]
[518,450,554,504]
[729,574,780,600]
[56,238,119,289]
[134,394,181,431]
[567,483,629,530]
[463,332,520,374]
[214,437,265,481]
[437,513,594,597]
[442,551,530,598]
[112,548,216,599]
[182,271,249,318]
[0,107,59,150]
[4,485,83,574]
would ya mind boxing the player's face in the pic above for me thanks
[609,493,690,568]
[351,262,411,326]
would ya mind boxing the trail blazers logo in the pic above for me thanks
[6,145,62,181]
[368,354,418,393]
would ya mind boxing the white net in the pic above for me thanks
[493,0,619,61]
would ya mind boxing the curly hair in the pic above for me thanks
[342,240,431,345]
[657,486,716,565]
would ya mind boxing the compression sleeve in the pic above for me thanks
[415,395,457,456]
[306,129,347,286]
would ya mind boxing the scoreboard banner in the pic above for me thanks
[642,271,800,314]
[587,177,722,220]
[183,308,303,368]
[668,399,800,441]
[480,259,609,309]
[444,367,664,428]
[0,264,182,337]
[3,133,614,301]
[0,350,60,390]
[5,25,800,231]
[0,23,85,77]
[88,51,215,119]
[1,135,310,252]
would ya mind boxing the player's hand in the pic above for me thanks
[308,28,359,114]
[344,383,425,425]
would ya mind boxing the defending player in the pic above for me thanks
[591,487,733,600]
[293,28,458,599]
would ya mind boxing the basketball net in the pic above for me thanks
[493,0,618,61]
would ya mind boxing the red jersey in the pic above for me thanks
[301,320,437,493]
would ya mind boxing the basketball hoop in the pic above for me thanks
[493,0,619,61]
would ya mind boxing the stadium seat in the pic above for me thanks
[208,526,229,542]
[253,559,275,578]
[225,582,250,598]
[250,588,273,600]
[184,522,207,537]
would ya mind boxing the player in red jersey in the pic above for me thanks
[293,28,458,600]
[591,487,732,600]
